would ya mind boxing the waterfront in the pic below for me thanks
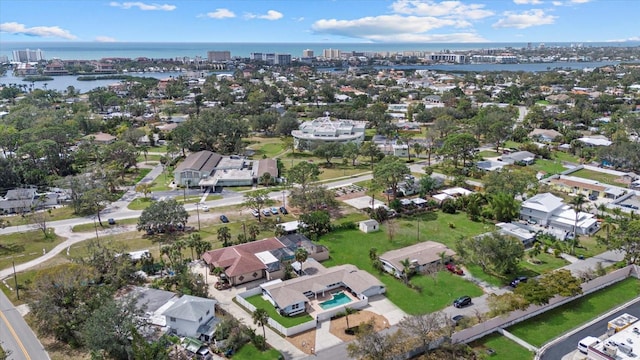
[2,41,638,60]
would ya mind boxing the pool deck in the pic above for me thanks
[307,288,357,318]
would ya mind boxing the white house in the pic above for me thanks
[163,295,218,341]
[0,187,59,214]
[501,151,536,165]
[519,193,599,236]
[359,219,379,233]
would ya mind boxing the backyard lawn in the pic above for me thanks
[321,212,490,314]
[245,295,314,327]
[530,159,567,175]
[508,277,640,347]
[571,168,623,186]
[470,333,534,360]
[519,253,569,275]
[233,343,282,360]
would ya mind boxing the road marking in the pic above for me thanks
[0,308,31,360]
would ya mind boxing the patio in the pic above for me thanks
[307,287,358,318]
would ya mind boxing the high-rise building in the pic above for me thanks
[275,54,292,65]
[207,50,231,62]
[302,49,314,58]
[12,48,44,62]
[250,52,263,61]
[0,55,8,64]
[322,48,341,60]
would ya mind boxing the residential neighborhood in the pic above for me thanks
[1,39,640,360]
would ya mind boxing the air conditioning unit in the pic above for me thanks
[603,343,617,356]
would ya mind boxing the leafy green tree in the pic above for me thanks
[342,142,360,166]
[600,219,640,265]
[287,161,320,191]
[373,156,410,201]
[483,168,538,197]
[300,210,332,240]
[137,199,189,235]
[455,232,524,276]
[313,142,343,166]
[81,295,143,359]
[242,189,274,222]
[440,132,479,168]
[514,279,552,305]
[489,192,521,222]
[360,141,385,170]
[487,292,529,316]
[539,269,583,297]
[130,330,170,360]
[29,263,106,346]
[347,319,402,360]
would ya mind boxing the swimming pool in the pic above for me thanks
[319,292,352,310]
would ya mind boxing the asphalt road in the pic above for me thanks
[0,290,49,360]
[540,300,640,360]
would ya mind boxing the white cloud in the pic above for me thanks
[493,9,556,29]
[367,32,487,42]
[244,10,283,21]
[605,36,640,42]
[294,17,305,22]
[552,0,590,5]
[109,2,176,11]
[312,15,473,41]
[0,22,77,39]
[95,36,117,42]
[390,0,494,20]
[513,0,542,4]
[552,1,563,5]
[570,0,591,3]
[205,8,235,19]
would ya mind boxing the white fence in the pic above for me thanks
[452,265,639,345]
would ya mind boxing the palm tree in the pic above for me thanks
[600,219,619,242]
[252,308,269,345]
[186,233,201,260]
[295,247,309,274]
[412,143,424,159]
[529,242,542,261]
[569,194,587,254]
[597,203,607,218]
[217,226,231,247]
[248,224,260,241]
[400,258,413,284]
[344,307,357,330]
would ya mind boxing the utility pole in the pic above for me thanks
[13,260,19,300]
[195,202,201,231]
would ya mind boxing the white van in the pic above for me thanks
[578,336,600,354]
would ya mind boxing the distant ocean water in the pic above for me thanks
[1,41,639,60]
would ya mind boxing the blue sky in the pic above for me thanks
[0,0,638,43]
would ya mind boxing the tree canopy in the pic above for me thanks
[137,199,189,234]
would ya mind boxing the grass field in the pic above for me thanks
[553,151,580,164]
[478,150,500,158]
[519,253,570,275]
[321,212,490,314]
[508,277,640,347]
[71,218,139,232]
[233,344,282,360]
[245,295,314,327]
[470,333,534,360]
[0,230,64,271]
[571,168,622,186]
[530,159,567,175]
[1,206,79,227]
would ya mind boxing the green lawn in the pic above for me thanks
[245,295,314,327]
[519,253,569,275]
[0,230,64,271]
[233,343,282,360]
[1,206,79,227]
[573,234,608,259]
[478,150,500,158]
[530,159,567,175]
[553,151,580,164]
[470,333,534,360]
[508,277,640,347]
[257,143,285,158]
[132,168,152,183]
[321,212,490,314]
[128,197,154,210]
[571,168,622,186]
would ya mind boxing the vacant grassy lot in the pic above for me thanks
[470,333,534,360]
[0,230,64,270]
[245,294,314,327]
[508,277,640,347]
[321,212,490,314]
[71,218,138,232]
[2,206,79,227]
[530,159,567,175]
[553,151,580,164]
[233,343,282,360]
[571,168,622,186]
[519,253,570,275]
[478,150,500,158]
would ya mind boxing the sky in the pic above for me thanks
[0,0,638,44]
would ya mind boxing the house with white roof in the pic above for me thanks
[520,193,599,236]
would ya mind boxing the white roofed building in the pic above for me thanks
[291,115,366,150]
[520,193,599,237]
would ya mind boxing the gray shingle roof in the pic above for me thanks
[162,295,217,322]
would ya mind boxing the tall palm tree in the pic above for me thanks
[400,258,413,284]
[252,308,269,344]
[186,233,201,260]
[597,203,607,218]
[569,194,587,255]
[295,248,309,274]
[600,219,619,242]
[217,226,231,247]
[344,307,357,330]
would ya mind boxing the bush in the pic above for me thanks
[441,199,457,214]
[335,222,357,230]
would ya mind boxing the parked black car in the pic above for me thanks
[510,276,528,288]
[219,215,229,223]
[453,296,472,308]
[108,218,116,225]
[279,206,288,214]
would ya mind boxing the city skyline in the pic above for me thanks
[0,0,639,44]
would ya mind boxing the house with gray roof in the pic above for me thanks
[501,151,536,165]
[261,264,385,316]
[163,295,218,341]
[520,192,599,236]
[379,241,456,278]
[173,150,222,186]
